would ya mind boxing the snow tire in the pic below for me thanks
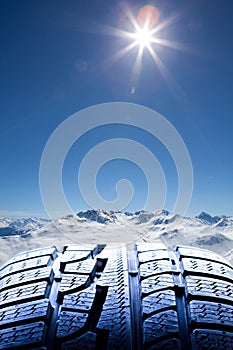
[0,243,233,349]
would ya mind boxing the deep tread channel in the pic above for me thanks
[0,243,233,349]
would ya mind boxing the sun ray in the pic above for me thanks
[152,37,186,50]
[147,45,170,81]
[147,45,188,103]
[151,37,199,54]
[151,6,190,36]
[100,22,140,41]
[151,14,178,36]
[100,3,193,93]
[103,26,135,39]
[105,41,138,67]
[120,2,141,33]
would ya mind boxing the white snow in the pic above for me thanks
[0,209,233,266]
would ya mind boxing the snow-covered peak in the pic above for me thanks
[214,216,233,227]
[128,209,170,225]
[76,209,117,224]
[1,211,233,233]
[0,217,49,236]
[75,209,174,226]
[196,212,223,225]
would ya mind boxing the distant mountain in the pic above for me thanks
[1,210,233,237]
[77,210,118,224]
[196,211,223,225]
[75,209,233,230]
[0,217,50,237]
[195,211,233,227]
[0,210,233,266]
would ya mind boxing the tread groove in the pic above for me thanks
[170,250,191,350]
[127,244,143,350]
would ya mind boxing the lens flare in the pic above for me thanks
[137,5,160,29]
[101,3,189,95]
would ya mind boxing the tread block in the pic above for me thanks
[148,338,181,350]
[143,310,179,344]
[138,250,170,264]
[62,288,96,313]
[0,299,51,328]
[56,310,88,338]
[63,259,97,276]
[60,251,92,272]
[191,329,233,350]
[0,246,57,272]
[140,260,173,278]
[0,281,50,308]
[0,256,53,279]
[189,300,233,327]
[177,246,231,267]
[97,268,128,287]
[141,273,174,295]
[64,245,104,259]
[143,289,176,316]
[61,331,97,350]
[0,267,53,291]
[0,321,47,349]
[0,299,51,327]
[58,275,90,300]
[64,244,100,252]
[102,285,130,310]
[136,243,167,253]
[186,275,233,301]
[182,258,233,280]
[97,247,128,273]
[97,271,130,309]
[97,307,131,349]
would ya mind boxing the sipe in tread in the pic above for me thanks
[0,243,232,349]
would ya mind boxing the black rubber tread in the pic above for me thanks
[0,244,232,349]
[0,247,58,272]
[0,321,47,349]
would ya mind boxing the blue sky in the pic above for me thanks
[0,0,233,218]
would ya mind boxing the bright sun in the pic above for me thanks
[103,3,185,93]
[133,26,153,50]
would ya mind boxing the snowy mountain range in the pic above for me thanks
[0,209,232,266]
[0,217,49,237]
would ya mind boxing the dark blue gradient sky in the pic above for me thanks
[1,0,233,217]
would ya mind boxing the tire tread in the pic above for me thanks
[0,244,232,349]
